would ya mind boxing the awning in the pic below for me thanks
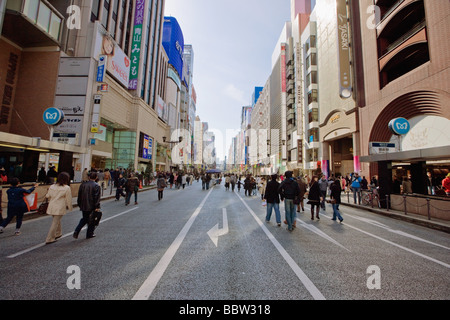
[360,145,450,163]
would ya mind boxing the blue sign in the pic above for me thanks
[97,55,106,82]
[389,118,410,135]
[162,17,184,78]
[43,108,64,126]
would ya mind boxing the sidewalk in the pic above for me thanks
[340,200,450,234]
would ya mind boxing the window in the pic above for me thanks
[24,0,39,22]
[306,71,317,87]
[308,89,318,105]
[102,0,110,28]
[308,109,318,123]
[37,1,51,32]
[49,12,62,40]
[91,0,101,22]
[308,128,319,143]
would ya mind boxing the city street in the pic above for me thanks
[0,181,449,301]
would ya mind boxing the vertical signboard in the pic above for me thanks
[281,44,287,93]
[129,0,145,90]
[142,134,152,160]
[97,55,107,82]
[336,0,352,99]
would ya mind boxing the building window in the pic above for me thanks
[102,0,110,29]
[91,0,101,22]
[307,89,318,105]
[306,71,317,87]
[308,128,319,143]
[308,108,318,123]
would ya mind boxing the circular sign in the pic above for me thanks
[43,108,64,126]
[389,117,410,135]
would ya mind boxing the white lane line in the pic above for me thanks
[132,187,215,300]
[237,194,326,300]
[7,207,140,259]
[318,212,450,269]
[296,218,351,252]
[339,213,450,251]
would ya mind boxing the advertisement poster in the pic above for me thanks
[93,22,130,88]
[129,0,145,90]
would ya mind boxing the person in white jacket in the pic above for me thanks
[45,172,73,244]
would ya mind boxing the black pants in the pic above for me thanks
[158,190,164,200]
[75,211,96,238]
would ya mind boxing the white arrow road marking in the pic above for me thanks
[207,208,229,247]
[296,218,351,252]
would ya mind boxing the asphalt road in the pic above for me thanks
[0,181,449,301]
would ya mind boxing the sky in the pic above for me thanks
[164,0,292,162]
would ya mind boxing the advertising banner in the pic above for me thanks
[143,135,152,160]
[93,22,130,88]
[336,0,352,99]
[129,0,145,90]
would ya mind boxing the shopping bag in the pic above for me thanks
[262,200,267,207]
[23,193,38,211]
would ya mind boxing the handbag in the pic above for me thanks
[89,210,103,226]
[37,198,49,215]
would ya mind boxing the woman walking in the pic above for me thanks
[45,172,73,244]
[307,176,322,220]
[330,179,344,223]
[297,176,307,212]
[0,178,38,235]
[157,174,167,200]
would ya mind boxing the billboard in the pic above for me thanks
[162,17,184,78]
[93,22,130,88]
[129,0,145,90]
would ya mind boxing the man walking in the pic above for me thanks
[318,175,328,210]
[278,171,300,232]
[73,172,101,239]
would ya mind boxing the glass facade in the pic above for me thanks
[109,131,137,169]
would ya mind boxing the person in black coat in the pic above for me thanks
[307,176,322,220]
[264,174,281,226]
[330,179,343,223]
[73,172,101,239]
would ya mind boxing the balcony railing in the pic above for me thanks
[6,0,64,42]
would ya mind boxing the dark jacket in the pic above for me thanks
[278,178,300,200]
[264,180,280,204]
[7,186,36,213]
[308,181,321,202]
[77,181,101,211]
[126,177,139,192]
[330,182,342,204]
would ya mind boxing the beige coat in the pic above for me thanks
[45,184,73,216]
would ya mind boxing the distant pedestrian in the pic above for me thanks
[351,173,362,204]
[307,176,321,221]
[442,173,450,196]
[0,178,39,235]
[45,172,73,244]
[237,179,242,192]
[169,173,175,189]
[181,173,187,189]
[125,173,139,205]
[115,174,126,201]
[157,174,167,201]
[296,177,307,212]
[73,173,101,239]
[264,174,281,226]
[402,176,413,194]
[81,168,89,182]
[278,171,300,231]
[318,175,328,210]
[330,179,343,223]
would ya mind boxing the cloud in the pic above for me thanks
[223,84,248,105]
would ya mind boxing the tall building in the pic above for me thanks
[355,0,450,198]
[0,0,170,181]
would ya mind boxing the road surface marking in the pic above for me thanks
[7,207,140,259]
[207,208,229,247]
[296,218,350,252]
[237,194,326,300]
[132,187,215,300]
[318,212,450,269]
